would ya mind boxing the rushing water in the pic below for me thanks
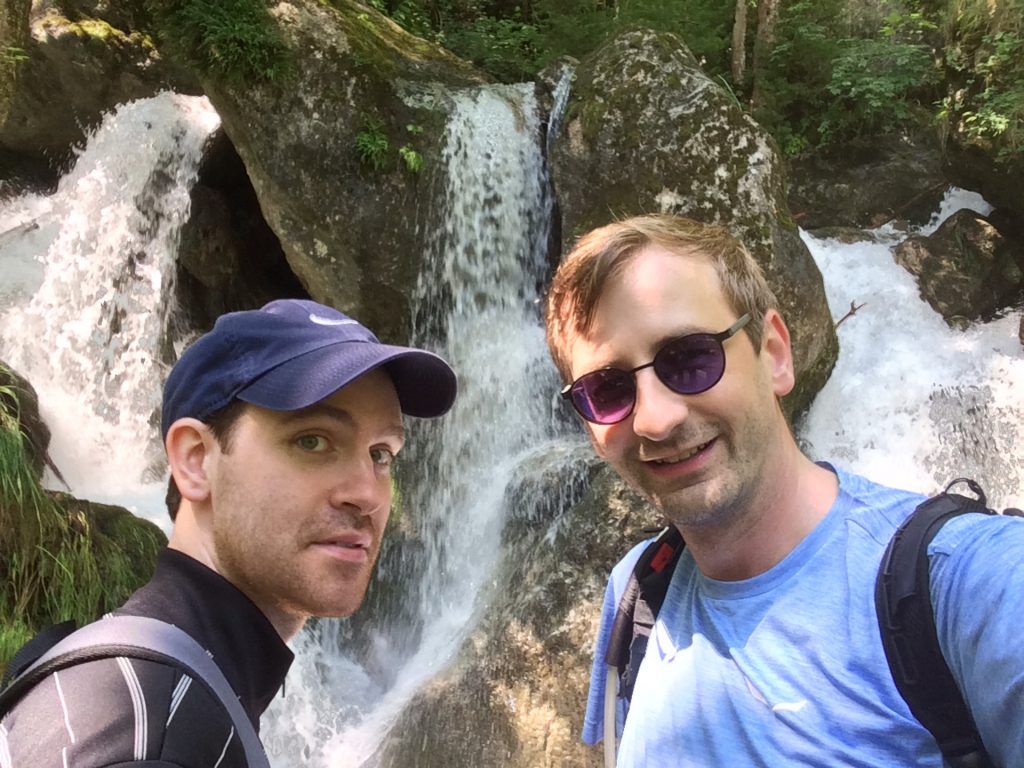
[0,86,1021,768]
[0,93,221,524]
[798,189,1023,510]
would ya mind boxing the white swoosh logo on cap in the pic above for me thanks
[309,314,358,326]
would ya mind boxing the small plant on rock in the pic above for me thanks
[356,117,390,170]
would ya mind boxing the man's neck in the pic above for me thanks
[680,447,838,581]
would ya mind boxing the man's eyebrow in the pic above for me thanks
[279,403,405,441]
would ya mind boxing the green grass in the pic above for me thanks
[150,0,290,83]
[0,366,165,672]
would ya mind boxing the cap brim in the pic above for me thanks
[235,341,457,418]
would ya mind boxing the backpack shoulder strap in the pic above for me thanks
[605,525,685,702]
[0,620,78,689]
[0,615,270,768]
[875,479,996,768]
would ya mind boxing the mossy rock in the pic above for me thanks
[0,377,165,673]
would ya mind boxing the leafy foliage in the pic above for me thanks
[399,145,424,173]
[820,36,938,144]
[149,0,289,83]
[754,2,940,153]
[356,116,390,170]
[942,0,1024,163]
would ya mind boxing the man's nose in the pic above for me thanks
[329,458,390,515]
[631,368,689,441]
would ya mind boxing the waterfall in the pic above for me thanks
[0,93,221,524]
[1,80,1019,768]
[261,82,570,766]
[799,188,1023,509]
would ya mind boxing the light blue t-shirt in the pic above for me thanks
[583,466,1024,766]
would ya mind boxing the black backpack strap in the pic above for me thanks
[875,479,996,767]
[0,615,270,768]
[605,526,685,702]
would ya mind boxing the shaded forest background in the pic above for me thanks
[358,0,1022,164]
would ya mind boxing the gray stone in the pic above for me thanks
[893,209,1024,325]
[0,1,198,168]
[787,137,946,230]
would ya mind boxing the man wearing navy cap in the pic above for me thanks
[1,299,457,767]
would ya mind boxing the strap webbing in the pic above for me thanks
[875,491,993,767]
[605,526,685,702]
[0,615,270,768]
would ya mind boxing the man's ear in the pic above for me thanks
[761,309,796,398]
[165,418,214,503]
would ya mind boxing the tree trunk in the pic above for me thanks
[731,0,748,87]
[750,0,781,110]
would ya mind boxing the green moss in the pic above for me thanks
[74,18,119,41]
[0,366,165,669]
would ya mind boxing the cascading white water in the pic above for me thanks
[261,82,570,767]
[799,188,1023,509]
[0,93,221,524]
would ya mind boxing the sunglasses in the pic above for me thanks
[561,313,752,425]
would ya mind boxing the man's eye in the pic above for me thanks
[296,435,329,452]
[370,447,395,467]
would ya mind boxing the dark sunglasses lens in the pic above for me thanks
[654,334,726,395]
[570,369,636,424]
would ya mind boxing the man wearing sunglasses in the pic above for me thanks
[545,215,1024,766]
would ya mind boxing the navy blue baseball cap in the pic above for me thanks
[160,299,457,438]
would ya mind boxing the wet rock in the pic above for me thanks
[0,1,197,169]
[788,137,946,231]
[550,28,837,418]
[893,209,1024,325]
[173,130,308,332]
[378,463,651,768]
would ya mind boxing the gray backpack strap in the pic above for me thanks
[14,615,270,768]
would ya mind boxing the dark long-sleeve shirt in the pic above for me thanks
[0,548,293,767]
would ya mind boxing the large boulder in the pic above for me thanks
[550,29,837,417]
[893,209,1024,326]
[181,0,488,343]
[944,142,1024,237]
[0,1,197,169]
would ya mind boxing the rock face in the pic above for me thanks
[0,1,196,168]
[550,29,837,417]
[377,457,651,768]
[787,137,947,230]
[893,209,1024,325]
[173,129,310,332]
[192,0,488,343]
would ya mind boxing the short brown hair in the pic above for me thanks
[544,214,778,382]
[165,399,247,520]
